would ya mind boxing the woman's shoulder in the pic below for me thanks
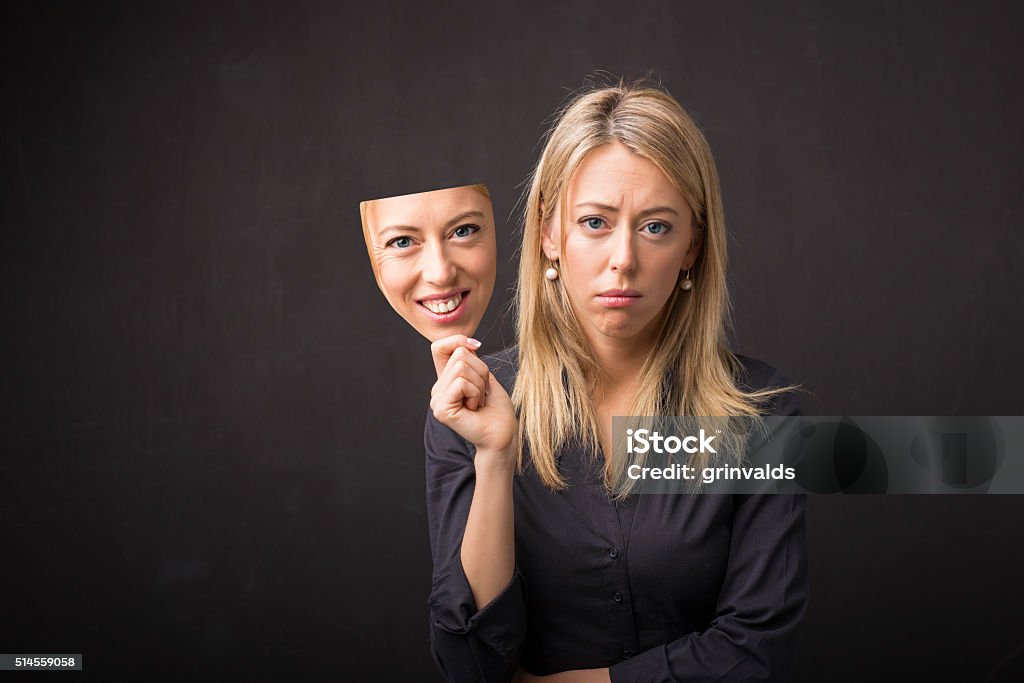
[733,354,802,416]
[481,344,519,394]
[733,354,789,391]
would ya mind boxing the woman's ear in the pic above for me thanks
[539,200,561,260]
[684,228,704,268]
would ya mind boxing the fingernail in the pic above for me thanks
[467,338,482,348]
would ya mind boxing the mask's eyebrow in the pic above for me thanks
[378,209,486,238]
[444,210,486,229]
[377,225,423,240]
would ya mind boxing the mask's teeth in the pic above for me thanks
[425,293,462,314]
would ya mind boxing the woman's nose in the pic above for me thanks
[609,225,636,273]
[421,241,457,285]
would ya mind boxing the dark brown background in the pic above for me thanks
[2,1,1023,680]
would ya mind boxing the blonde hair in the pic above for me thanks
[512,79,792,496]
[359,183,491,282]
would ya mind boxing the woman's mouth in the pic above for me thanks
[596,288,641,308]
[418,290,470,322]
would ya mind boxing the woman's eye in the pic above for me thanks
[387,236,414,249]
[583,217,606,230]
[452,224,480,238]
[643,221,671,235]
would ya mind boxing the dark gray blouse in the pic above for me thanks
[425,346,807,683]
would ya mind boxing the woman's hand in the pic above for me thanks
[430,337,517,466]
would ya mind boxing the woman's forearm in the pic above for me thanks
[460,447,516,610]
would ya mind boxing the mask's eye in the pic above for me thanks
[452,224,480,239]
[642,221,671,235]
[386,236,414,249]
[583,217,606,230]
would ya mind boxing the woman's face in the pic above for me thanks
[362,186,496,341]
[542,141,700,348]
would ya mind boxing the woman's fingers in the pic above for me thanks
[434,346,490,411]
[431,374,484,422]
[434,354,488,412]
[451,346,491,409]
[454,359,487,411]
[431,369,517,457]
[430,334,482,379]
[429,335,490,410]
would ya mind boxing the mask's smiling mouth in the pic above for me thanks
[417,289,470,321]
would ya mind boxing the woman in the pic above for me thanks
[426,81,807,682]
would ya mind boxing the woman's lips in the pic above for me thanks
[417,290,470,322]
[596,289,641,308]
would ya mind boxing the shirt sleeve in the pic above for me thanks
[424,409,528,683]
[610,374,809,683]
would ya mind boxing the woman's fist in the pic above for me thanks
[429,336,518,466]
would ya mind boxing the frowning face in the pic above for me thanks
[542,142,700,349]
[361,185,497,341]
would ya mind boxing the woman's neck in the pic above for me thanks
[589,333,652,465]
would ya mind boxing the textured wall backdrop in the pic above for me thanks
[2,1,1022,680]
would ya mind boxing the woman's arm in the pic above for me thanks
[513,667,611,682]
[461,444,517,611]
[426,341,525,682]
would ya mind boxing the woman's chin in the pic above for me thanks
[589,315,661,345]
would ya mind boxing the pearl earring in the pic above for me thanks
[680,268,693,291]
[545,265,559,281]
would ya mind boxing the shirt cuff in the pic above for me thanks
[430,561,528,662]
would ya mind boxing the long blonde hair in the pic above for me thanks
[512,79,790,496]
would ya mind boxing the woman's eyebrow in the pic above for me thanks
[574,201,679,219]
[575,201,619,213]
[443,210,486,228]
[636,206,679,219]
